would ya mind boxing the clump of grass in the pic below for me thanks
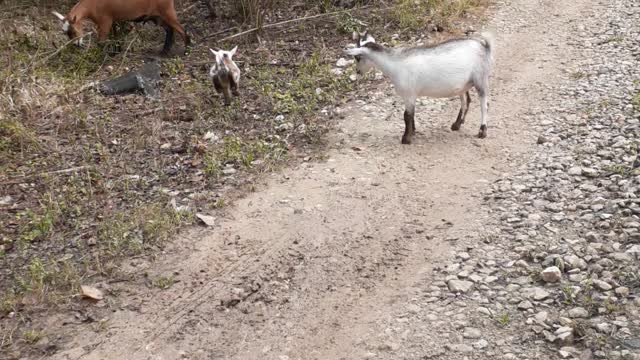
[152,276,175,290]
[12,257,81,306]
[98,204,193,256]
[570,71,586,80]
[22,330,42,344]
[631,92,640,110]
[255,50,352,123]
[496,312,510,326]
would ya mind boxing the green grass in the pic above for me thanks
[496,312,510,326]
[632,92,640,110]
[152,276,175,290]
[22,330,42,344]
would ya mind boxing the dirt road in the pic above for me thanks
[52,0,601,358]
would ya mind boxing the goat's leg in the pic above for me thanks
[402,100,416,144]
[222,86,232,106]
[230,78,239,97]
[463,90,472,120]
[161,26,175,55]
[162,10,191,52]
[451,92,469,131]
[477,88,489,139]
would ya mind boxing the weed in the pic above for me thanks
[98,204,192,255]
[336,13,361,34]
[632,92,640,110]
[561,286,576,305]
[604,164,639,177]
[496,312,510,326]
[570,71,586,80]
[602,298,620,313]
[152,276,175,290]
[164,57,185,77]
[213,198,226,209]
[22,330,42,344]
[603,36,624,44]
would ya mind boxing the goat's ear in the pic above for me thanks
[352,31,359,41]
[229,46,238,57]
[52,11,65,21]
[69,15,77,24]
[363,30,368,39]
[209,48,218,56]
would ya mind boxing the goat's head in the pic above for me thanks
[210,46,238,68]
[348,31,376,75]
[52,11,84,46]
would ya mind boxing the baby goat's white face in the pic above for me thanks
[350,31,376,75]
[210,46,238,66]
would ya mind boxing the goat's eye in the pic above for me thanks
[355,55,361,61]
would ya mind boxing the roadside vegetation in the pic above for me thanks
[0,0,487,357]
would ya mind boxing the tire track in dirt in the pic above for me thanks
[51,0,595,358]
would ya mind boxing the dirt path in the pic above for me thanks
[52,0,597,358]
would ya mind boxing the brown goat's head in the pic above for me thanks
[52,11,84,46]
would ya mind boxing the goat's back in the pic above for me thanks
[80,0,176,20]
[396,40,490,98]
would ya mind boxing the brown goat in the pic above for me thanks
[52,0,191,54]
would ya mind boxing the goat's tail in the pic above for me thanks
[479,31,496,62]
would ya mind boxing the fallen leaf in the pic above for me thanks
[81,285,104,300]
[196,213,216,227]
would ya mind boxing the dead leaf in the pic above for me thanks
[81,285,104,301]
[196,213,216,227]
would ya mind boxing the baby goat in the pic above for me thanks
[346,31,495,144]
[209,47,240,106]
[52,0,191,54]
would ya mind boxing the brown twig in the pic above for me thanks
[1,166,90,185]
[201,26,239,41]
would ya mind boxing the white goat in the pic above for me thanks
[209,46,240,106]
[345,31,495,144]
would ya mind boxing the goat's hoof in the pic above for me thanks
[451,122,462,131]
[477,125,487,138]
[401,137,412,145]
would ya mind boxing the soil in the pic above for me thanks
[35,0,605,358]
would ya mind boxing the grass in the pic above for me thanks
[496,312,510,326]
[392,0,482,31]
[22,330,42,345]
[152,276,175,290]
[632,92,640,111]
[570,71,586,80]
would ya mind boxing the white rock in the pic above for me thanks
[541,266,562,283]
[448,280,474,293]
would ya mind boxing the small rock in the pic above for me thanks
[447,344,473,353]
[447,279,474,293]
[614,287,629,297]
[592,279,612,291]
[568,307,589,318]
[541,266,562,283]
[537,135,548,145]
[532,287,550,301]
[474,339,489,349]
[518,300,533,310]
[196,213,216,227]
[463,327,482,339]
